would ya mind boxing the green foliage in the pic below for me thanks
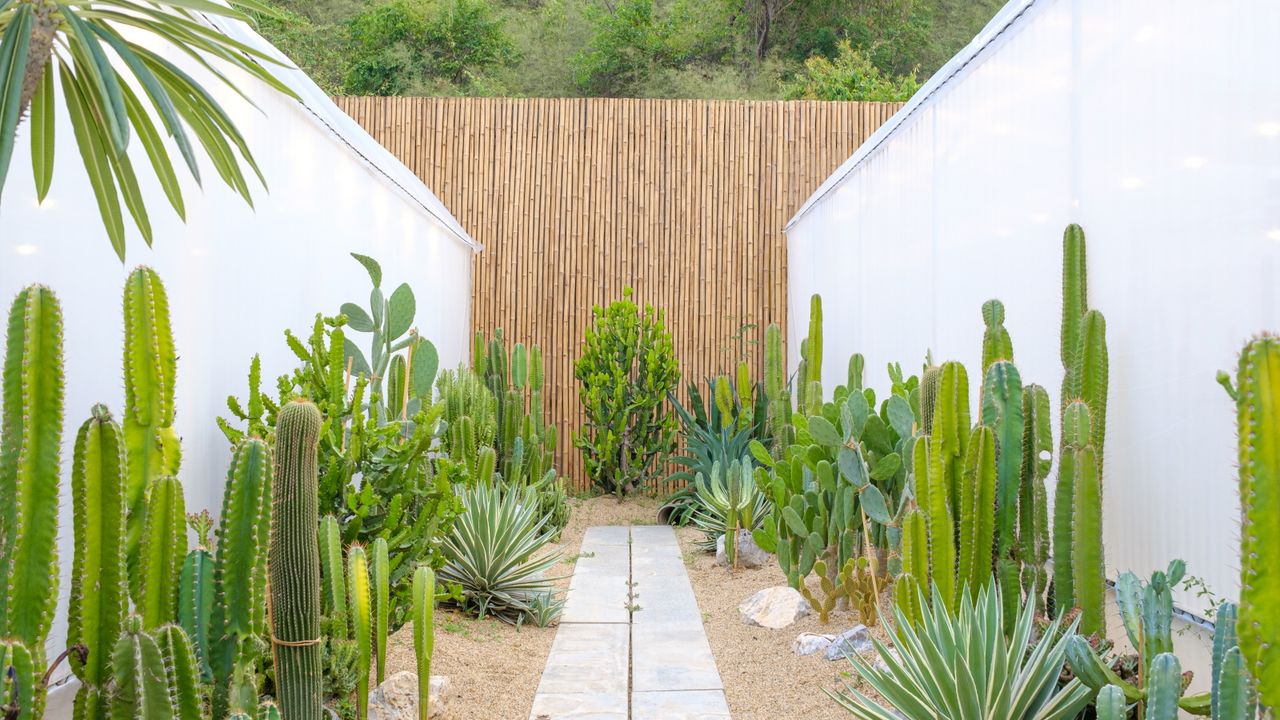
[412,566,436,720]
[69,404,128,720]
[348,544,373,720]
[345,0,518,94]
[0,284,63,690]
[439,483,563,623]
[475,331,561,497]
[575,287,680,497]
[372,537,390,685]
[691,458,769,561]
[0,1,297,260]
[830,581,1092,720]
[783,40,920,101]
[139,475,187,630]
[1236,335,1280,708]
[110,616,176,720]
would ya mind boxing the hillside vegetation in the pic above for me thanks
[256,0,1004,100]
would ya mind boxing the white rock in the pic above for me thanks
[738,586,811,629]
[825,624,873,661]
[715,529,770,568]
[368,670,451,719]
[791,632,835,656]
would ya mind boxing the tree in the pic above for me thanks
[0,0,297,261]
[783,40,920,101]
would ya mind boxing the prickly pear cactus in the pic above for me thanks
[1237,335,1280,708]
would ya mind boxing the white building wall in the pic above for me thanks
[0,20,477,675]
[787,0,1280,625]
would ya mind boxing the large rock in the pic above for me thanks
[368,670,451,719]
[715,530,770,569]
[738,586,810,629]
[825,624,873,661]
[791,632,834,656]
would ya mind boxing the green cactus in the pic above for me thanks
[1212,603,1257,720]
[956,425,996,601]
[0,641,37,720]
[319,515,348,638]
[1069,309,1109,470]
[1017,384,1052,609]
[69,404,128,718]
[257,702,283,720]
[139,475,187,629]
[1053,399,1105,636]
[155,624,202,720]
[919,364,941,434]
[372,537,390,684]
[981,299,1014,371]
[1053,401,1088,616]
[270,401,324,720]
[763,323,792,452]
[1145,653,1182,720]
[981,359,1024,622]
[111,616,176,720]
[349,544,373,720]
[1237,335,1280,708]
[413,566,436,720]
[122,267,181,587]
[894,508,928,627]
[1060,224,1088,396]
[1095,685,1128,720]
[211,438,273,718]
[916,435,957,614]
[804,295,823,415]
[178,539,213,684]
[0,285,64,673]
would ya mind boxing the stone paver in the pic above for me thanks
[529,525,731,719]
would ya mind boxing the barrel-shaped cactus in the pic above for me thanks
[139,474,187,629]
[111,616,176,720]
[348,544,373,720]
[0,285,64,666]
[69,404,128,719]
[270,401,324,720]
[122,267,181,584]
[1237,335,1279,707]
[413,566,437,720]
[372,537,390,684]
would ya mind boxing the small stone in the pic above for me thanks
[791,632,835,656]
[738,586,810,629]
[368,670,451,719]
[715,530,770,569]
[825,624,873,661]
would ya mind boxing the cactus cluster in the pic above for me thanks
[475,330,558,487]
[763,323,794,453]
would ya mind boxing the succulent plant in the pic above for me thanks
[763,323,793,453]
[413,566,436,720]
[319,515,349,638]
[155,624,202,720]
[372,537,390,685]
[139,474,187,629]
[110,616,176,720]
[981,299,1014,372]
[348,544,373,720]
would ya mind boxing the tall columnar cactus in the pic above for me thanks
[69,404,128,720]
[1237,335,1279,707]
[348,544,373,720]
[1017,384,1052,609]
[122,267,181,583]
[111,616,176,720]
[0,285,63,695]
[0,641,37,720]
[1054,400,1104,629]
[178,515,214,683]
[956,425,996,601]
[981,360,1024,622]
[1146,654,1183,720]
[981,299,1014,372]
[212,438,273,717]
[763,323,792,452]
[1094,685,1127,720]
[914,436,957,614]
[894,508,928,627]
[372,537,390,684]
[1060,224,1088,403]
[935,361,970,514]
[155,624,202,720]
[270,400,323,720]
[1212,602,1258,720]
[139,474,187,629]
[919,364,941,434]
[1068,309,1109,471]
[319,515,349,638]
[804,295,823,415]
[413,566,436,720]
[847,353,865,392]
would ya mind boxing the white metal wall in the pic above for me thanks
[0,24,477,673]
[787,0,1280,619]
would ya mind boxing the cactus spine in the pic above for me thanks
[212,438,273,717]
[156,624,202,720]
[372,537,390,684]
[69,404,128,720]
[123,268,181,589]
[270,400,323,720]
[319,515,348,637]
[111,616,176,720]
[413,566,436,720]
[1237,335,1279,706]
[139,475,187,629]
[981,299,1013,371]
[349,544,373,720]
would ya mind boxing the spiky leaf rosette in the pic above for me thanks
[0,285,63,660]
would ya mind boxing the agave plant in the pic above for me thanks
[0,0,297,260]
[690,457,770,554]
[831,581,1092,720]
[439,483,562,624]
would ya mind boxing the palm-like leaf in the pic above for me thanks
[0,0,298,260]
[831,581,1093,720]
[439,482,563,624]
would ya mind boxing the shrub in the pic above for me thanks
[574,288,680,498]
[783,41,920,101]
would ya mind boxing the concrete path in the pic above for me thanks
[529,525,731,720]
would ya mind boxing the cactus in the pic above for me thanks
[372,537,390,684]
[68,404,128,719]
[1017,384,1052,609]
[981,299,1014,371]
[916,436,957,613]
[804,295,823,415]
[348,544,373,720]
[1146,654,1182,720]
[919,364,941,434]
[981,360,1024,623]
[413,566,436,720]
[111,616,176,720]
[178,539,214,684]
[1212,602,1258,720]
[763,323,792,452]
[156,624,202,720]
[319,515,348,638]
[123,267,181,588]
[270,400,324,720]
[211,438,273,717]
[139,475,187,629]
[894,508,928,627]
[1237,335,1280,708]
[956,425,996,601]
[257,702,283,720]
[0,641,37,720]
[1053,400,1104,635]
[1060,224,1088,398]
[0,286,64,672]
[1069,309,1109,470]
[1095,685,1128,720]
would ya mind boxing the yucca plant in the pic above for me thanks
[439,483,562,624]
[0,0,298,261]
[831,581,1092,720]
